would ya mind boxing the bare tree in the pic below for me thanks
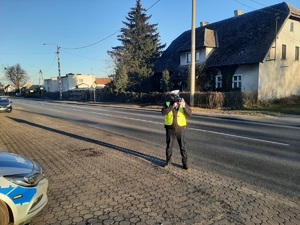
[4,64,29,93]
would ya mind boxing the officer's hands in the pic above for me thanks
[173,102,179,108]
[180,98,186,108]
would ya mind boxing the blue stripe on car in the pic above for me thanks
[0,186,14,195]
[0,185,37,205]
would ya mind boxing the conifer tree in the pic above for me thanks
[109,0,165,92]
[161,69,171,92]
[113,65,128,93]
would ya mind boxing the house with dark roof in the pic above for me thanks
[153,2,300,99]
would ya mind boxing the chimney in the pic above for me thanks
[200,21,209,27]
[234,10,244,17]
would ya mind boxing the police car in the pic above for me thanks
[0,152,48,225]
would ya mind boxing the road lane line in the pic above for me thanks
[91,111,290,146]
[189,127,290,146]
[15,101,290,146]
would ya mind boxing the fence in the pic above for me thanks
[39,90,258,109]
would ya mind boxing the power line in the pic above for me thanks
[62,0,161,50]
[250,0,290,15]
[249,0,265,7]
[147,0,161,11]
[44,54,57,73]
[232,1,299,41]
[233,0,289,15]
[61,49,100,61]
[0,52,53,55]
[233,0,256,10]
[62,30,120,50]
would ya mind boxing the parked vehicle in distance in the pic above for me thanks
[0,152,48,225]
[0,96,12,113]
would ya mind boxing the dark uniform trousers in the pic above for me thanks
[165,126,187,166]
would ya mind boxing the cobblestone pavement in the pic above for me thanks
[0,107,299,225]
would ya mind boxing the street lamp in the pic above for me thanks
[43,43,63,100]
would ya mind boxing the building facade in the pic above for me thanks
[153,2,300,99]
[44,73,97,93]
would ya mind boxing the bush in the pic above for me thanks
[207,92,225,109]
[243,91,258,108]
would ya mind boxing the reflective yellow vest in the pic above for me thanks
[164,102,187,126]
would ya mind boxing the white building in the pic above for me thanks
[44,77,58,93]
[44,73,96,93]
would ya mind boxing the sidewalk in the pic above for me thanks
[0,106,299,225]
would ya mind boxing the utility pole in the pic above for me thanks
[190,0,196,106]
[39,69,43,86]
[39,70,44,98]
[43,43,63,100]
[57,45,62,100]
[93,80,96,103]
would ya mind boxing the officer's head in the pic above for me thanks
[170,90,181,102]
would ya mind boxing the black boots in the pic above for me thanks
[183,164,189,170]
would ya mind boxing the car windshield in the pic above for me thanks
[0,99,9,103]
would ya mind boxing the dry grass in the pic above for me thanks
[246,95,300,115]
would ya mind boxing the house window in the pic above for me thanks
[187,53,191,63]
[196,51,200,62]
[295,46,299,61]
[215,75,222,89]
[232,75,242,89]
[187,51,200,63]
[282,44,287,60]
[290,22,294,32]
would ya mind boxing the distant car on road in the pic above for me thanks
[0,96,12,113]
[0,152,48,225]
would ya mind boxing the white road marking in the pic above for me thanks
[91,111,290,146]
[15,101,290,146]
[189,127,290,146]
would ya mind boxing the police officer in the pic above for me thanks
[161,90,192,170]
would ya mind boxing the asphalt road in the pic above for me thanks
[12,98,300,199]
[2,98,300,224]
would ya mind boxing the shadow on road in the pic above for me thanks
[8,117,167,168]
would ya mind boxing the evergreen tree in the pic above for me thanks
[109,0,165,92]
[114,65,128,93]
[161,69,171,92]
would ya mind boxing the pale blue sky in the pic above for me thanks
[1,0,299,85]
